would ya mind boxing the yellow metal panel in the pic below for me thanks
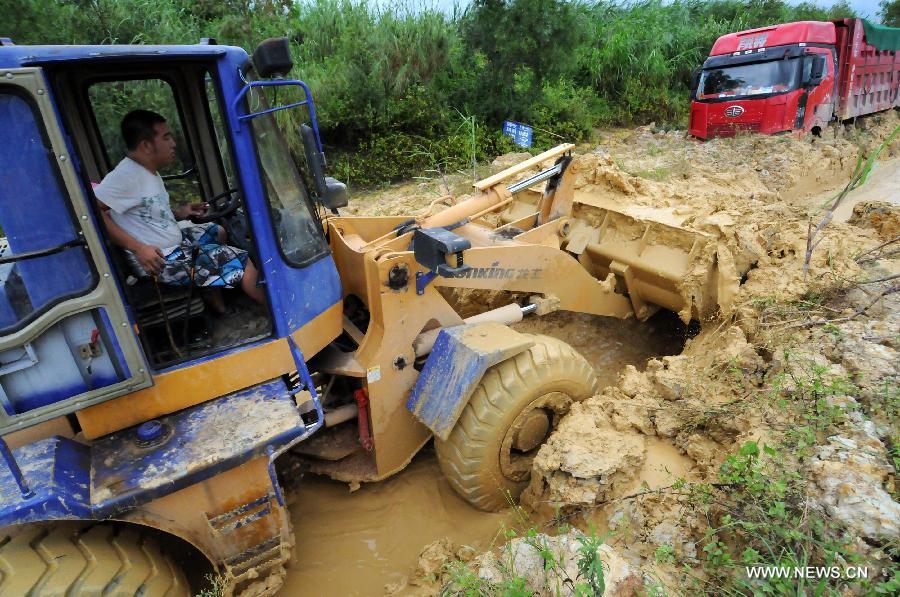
[121,456,290,584]
[77,301,342,440]
[4,416,75,449]
[347,252,464,478]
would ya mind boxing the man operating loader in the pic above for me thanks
[94,109,265,307]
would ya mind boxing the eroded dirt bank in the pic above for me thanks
[289,112,900,595]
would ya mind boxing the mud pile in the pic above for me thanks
[494,116,900,593]
[526,325,762,495]
[470,276,899,594]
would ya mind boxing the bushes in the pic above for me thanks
[6,0,860,185]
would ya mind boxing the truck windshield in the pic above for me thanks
[246,84,328,267]
[698,58,801,100]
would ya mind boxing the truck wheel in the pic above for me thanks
[435,334,597,511]
[0,522,190,596]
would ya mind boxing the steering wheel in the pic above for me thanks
[194,188,240,223]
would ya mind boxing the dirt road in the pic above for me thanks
[832,155,900,222]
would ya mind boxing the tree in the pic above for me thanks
[455,0,588,123]
[880,0,900,26]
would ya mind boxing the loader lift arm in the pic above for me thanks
[320,143,739,481]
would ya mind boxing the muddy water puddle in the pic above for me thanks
[282,313,688,595]
[627,438,695,492]
[284,451,514,595]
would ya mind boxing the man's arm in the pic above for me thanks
[99,204,166,275]
[172,203,208,220]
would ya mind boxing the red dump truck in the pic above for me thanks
[689,18,900,138]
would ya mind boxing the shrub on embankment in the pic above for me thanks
[7,0,860,185]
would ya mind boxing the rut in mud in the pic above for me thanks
[286,111,900,595]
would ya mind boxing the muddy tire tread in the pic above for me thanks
[73,525,119,594]
[436,334,597,511]
[0,522,189,597]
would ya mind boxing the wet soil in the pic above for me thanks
[830,155,900,222]
[279,114,899,595]
[283,451,510,596]
[281,310,684,595]
[512,310,690,387]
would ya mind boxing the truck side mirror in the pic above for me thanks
[300,124,348,210]
[804,55,827,87]
[689,67,702,100]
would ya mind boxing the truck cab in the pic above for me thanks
[690,21,838,138]
[691,19,900,139]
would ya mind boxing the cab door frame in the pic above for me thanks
[0,67,153,436]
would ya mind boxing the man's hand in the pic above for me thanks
[173,202,208,220]
[135,243,166,275]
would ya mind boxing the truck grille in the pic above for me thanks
[707,122,761,137]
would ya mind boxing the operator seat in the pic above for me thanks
[119,250,206,334]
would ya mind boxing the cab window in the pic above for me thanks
[88,78,202,204]
[246,84,328,267]
[0,88,96,333]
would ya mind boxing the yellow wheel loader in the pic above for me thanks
[0,37,740,595]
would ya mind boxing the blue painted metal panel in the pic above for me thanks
[0,44,233,69]
[0,310,127,414]
[0,437,91,527]
[90,378,313,516]
[97,307,131,378]
[406,323,534,441]
[0,375,319,526]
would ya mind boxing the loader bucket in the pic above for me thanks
[568,198,737,322]
[483,146,742,323]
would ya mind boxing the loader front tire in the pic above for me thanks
[0,521,191,596]
[435,334,597,511]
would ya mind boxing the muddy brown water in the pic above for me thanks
[281,311,687,595]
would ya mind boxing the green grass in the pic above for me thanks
[442,525,611,596]
[666,349,899,596]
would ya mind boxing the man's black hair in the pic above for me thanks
[121,109,167,151]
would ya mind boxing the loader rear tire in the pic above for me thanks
[435,334,597,511]
[0,521,191,596]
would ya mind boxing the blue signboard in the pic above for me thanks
[502,120,533,148]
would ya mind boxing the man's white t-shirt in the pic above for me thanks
[94,157,182,251]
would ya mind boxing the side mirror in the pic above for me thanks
[804,55,827,87]
[323,177,349,210]
[689,67,702,100]
[253,37,293,78]
[300,124,348,210]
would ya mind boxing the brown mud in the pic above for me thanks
[281,309,684,595]
[284,111,900,595]
[284,452,510,596]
